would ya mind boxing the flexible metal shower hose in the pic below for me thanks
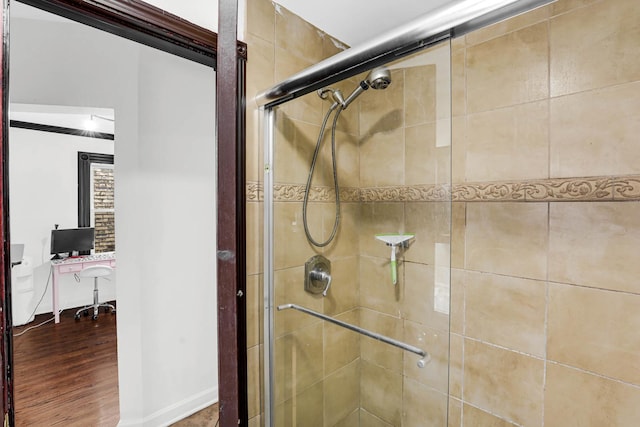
[302,102,344,247]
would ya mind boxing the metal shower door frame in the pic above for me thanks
[263,106,276,427]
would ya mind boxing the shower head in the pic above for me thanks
[341,66,392,109]
[365,67,392,90]
[317,66,392,110]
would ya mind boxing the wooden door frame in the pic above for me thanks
[217,0,248,425]
[0,1,247,426]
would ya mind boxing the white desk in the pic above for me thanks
[50,252,116,323]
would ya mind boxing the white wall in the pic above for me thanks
[134,45,217,424]
[9,128,115,315]
[11,9,218,426]
[144,0,247,40]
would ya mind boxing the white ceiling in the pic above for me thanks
[10,4,115,133]
[10,104,115,134]
[273,0,455,46]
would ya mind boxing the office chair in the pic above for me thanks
[74,265,116,320]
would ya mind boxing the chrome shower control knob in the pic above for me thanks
[305,255,332,296]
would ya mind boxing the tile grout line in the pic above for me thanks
[459,194,467,427]
[448,266,640,299]
[546,11,551,183]
[463,336,546,361]
[460,283,466,427]
[542,201,550,427]
[546,360,640,390]
[463,401,525,427]
[545,279,640,298]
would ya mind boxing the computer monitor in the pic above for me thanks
[50,227,95,259]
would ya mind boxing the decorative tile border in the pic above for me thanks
[454,176,640,202]
[611,176,640,200]
[247,175,640,203]
[246,182,261,201]
[360,184,450,202]
[452,182,524,201]
[452,177,614,202]
[522,177,614,201]
[271,184,360,202]
[245,182,359,202]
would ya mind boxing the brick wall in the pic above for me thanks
[93,167,115,252]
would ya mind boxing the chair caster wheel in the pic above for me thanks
[74,314,80,320]
[83,310,89,317]
[92,315,98,321]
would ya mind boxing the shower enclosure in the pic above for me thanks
[263,42,452,426]
[259,1,554,425]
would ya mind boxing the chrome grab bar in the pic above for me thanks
[277,303,428,358]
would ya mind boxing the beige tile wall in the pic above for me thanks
[246,1,362,426]
[245,0,269,421]
[355,45,453,426]
[247,2,453,425]
[450,1,640,426]
[247,0,640,426]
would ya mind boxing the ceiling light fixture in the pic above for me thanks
[83,114,114,131]
[83,116,97,131]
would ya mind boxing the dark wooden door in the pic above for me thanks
[0,1,11,423]
[0,0,247,426]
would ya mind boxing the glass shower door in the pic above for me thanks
[265,41,452,427]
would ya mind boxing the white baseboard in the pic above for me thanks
[118,386,219,427]
[117,417,144,427]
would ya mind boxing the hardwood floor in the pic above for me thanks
[12,306,219,426]
[12,307,119,426]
